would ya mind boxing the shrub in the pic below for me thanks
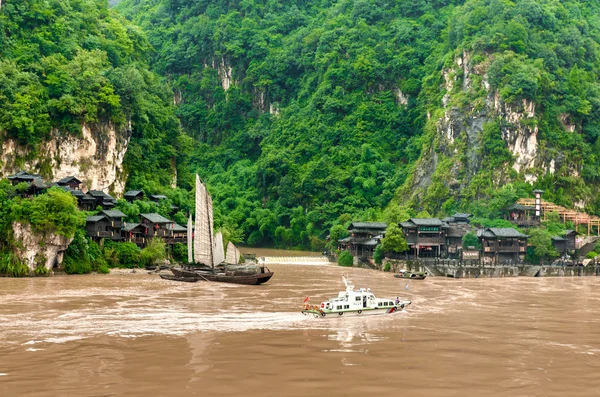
[140,238,166,267]
[383,262,391,272]
[0,253,29,277]
[586,251,598,259]
[338,250,353,267]
[373,244,384,265]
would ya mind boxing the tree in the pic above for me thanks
[462,232,481,250]
[528,229,559,262]
[337,250,353,267]
[373,244,384,265]
[327,224,348,252]
[381,223,408,253]
[140,238,166,266]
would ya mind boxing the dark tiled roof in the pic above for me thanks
[338,236,352,243]
[150,194,168,200]
[348,222,387,229]
[8,170,40,180]
[410,218,443,226]
[122,223,142,232]
[400,221,413,228]
[447,226,469,238]
[172,223,187,232]
[71,190,85,197]
[563,230,577,236]
[452,213,472,219]
[57,176,81,184]
[552,236,566,241]
[124,190,143,197]
[88,190,109,197]
[481,228,528,238]
[102,201,116,207]
[140,213,173,224]
[30,178,50,188]
[101,210,126,218]
[86,215,107,223]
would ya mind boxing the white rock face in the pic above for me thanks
[12,222,73,273]
[0,122,131,195]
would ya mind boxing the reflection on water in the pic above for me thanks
[1,261,600,397]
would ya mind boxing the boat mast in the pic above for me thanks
[187,214,193,264]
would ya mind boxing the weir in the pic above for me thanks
[258,256,333,265]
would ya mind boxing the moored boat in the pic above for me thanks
[159,274,200,283]
[394,270,427,280]
[301,276,411,318]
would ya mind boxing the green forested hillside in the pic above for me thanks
[115,0,600,249]
[0,0,183,189]
[2,0,600,250]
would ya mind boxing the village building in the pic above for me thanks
[338,222,387,258]
[122,223,148,246]
[149,194,168,203]
[7,171,41,186]
[504,204,541,227]
[56,176,82,190]
[442,213,473,258]
[477,228,528,265]
[139,213,175,240]
[170,223,188,244]
[88,190,117,209]
[400,218,448,258]
[124,190,145,202]
[551,230,577,255]
[70,190,97,211]
[85,210,126,242]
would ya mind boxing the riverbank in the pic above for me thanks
[379,258,600,278]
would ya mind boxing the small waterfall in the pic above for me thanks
[258,256,333,265]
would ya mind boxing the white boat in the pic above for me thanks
[301,276,411,318]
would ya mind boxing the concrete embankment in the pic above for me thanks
[380,259,600,278]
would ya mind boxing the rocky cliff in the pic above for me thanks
[12,222,73,274]
[0,121,131,195]
[403,51,585,210]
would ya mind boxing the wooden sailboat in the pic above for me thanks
[170,174,274,285]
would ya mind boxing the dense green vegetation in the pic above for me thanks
[112,0,600,249]
[3,0,600,251]
[0,0,185,188]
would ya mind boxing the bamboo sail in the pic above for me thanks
[193,175,214,266]
[187,214,193,264]
[213,231,225,266]
[225,242,240,265]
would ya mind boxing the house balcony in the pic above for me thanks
[410,237,446,245]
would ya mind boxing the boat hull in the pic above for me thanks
[160,274,200,283]
[302,301,411,318]
[394,273,426,280]
[170,267,274,285]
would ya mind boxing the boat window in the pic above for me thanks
[336,306,342,310]
[355,296,361,301]
[378,302,382,307]
[344,305,349,309]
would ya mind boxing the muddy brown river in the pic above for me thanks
[1,255,600,396]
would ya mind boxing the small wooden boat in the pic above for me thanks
[394,270,427,280]
[160,274,200,283]
[170,266,274,285]
[301,276,411,318]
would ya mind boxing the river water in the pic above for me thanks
[1,255,600,396]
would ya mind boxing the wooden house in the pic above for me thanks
[88,190,117,209]
[400,218,448,258]
[7,171,41,186]
[169,223,188,245]
[442,214,473,258]
[124,190,144,202]
[56,176,82,190]
[339,222,387,258]
[122,223,147,246]
[504,204,540,227]
[24,178,51,197]
[139,213,175,239]
[85,210,126,242]
[477,228,528,265]
[71,190,97,211]
[149,194,168,203]
[552,230,577,255]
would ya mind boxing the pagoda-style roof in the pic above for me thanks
[140,213,173,224]
[402,218,444,228]
[8,170,40,181]
[124,190,144,198]
[506,204,535,211]
[101,210,126,219]
[122,222,143,232]
[149,194,168,201]
[172,223,187,232]
[477,228,528,239]
[86,215,107,223]
[56,176,82,185]
[348,222,387,229]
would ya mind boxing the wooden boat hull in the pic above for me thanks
[170,267,274,285]
[160,274,200,283]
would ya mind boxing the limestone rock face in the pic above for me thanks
[405,51,580,205]
[0,121,131,195]
[12,222,73,274]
